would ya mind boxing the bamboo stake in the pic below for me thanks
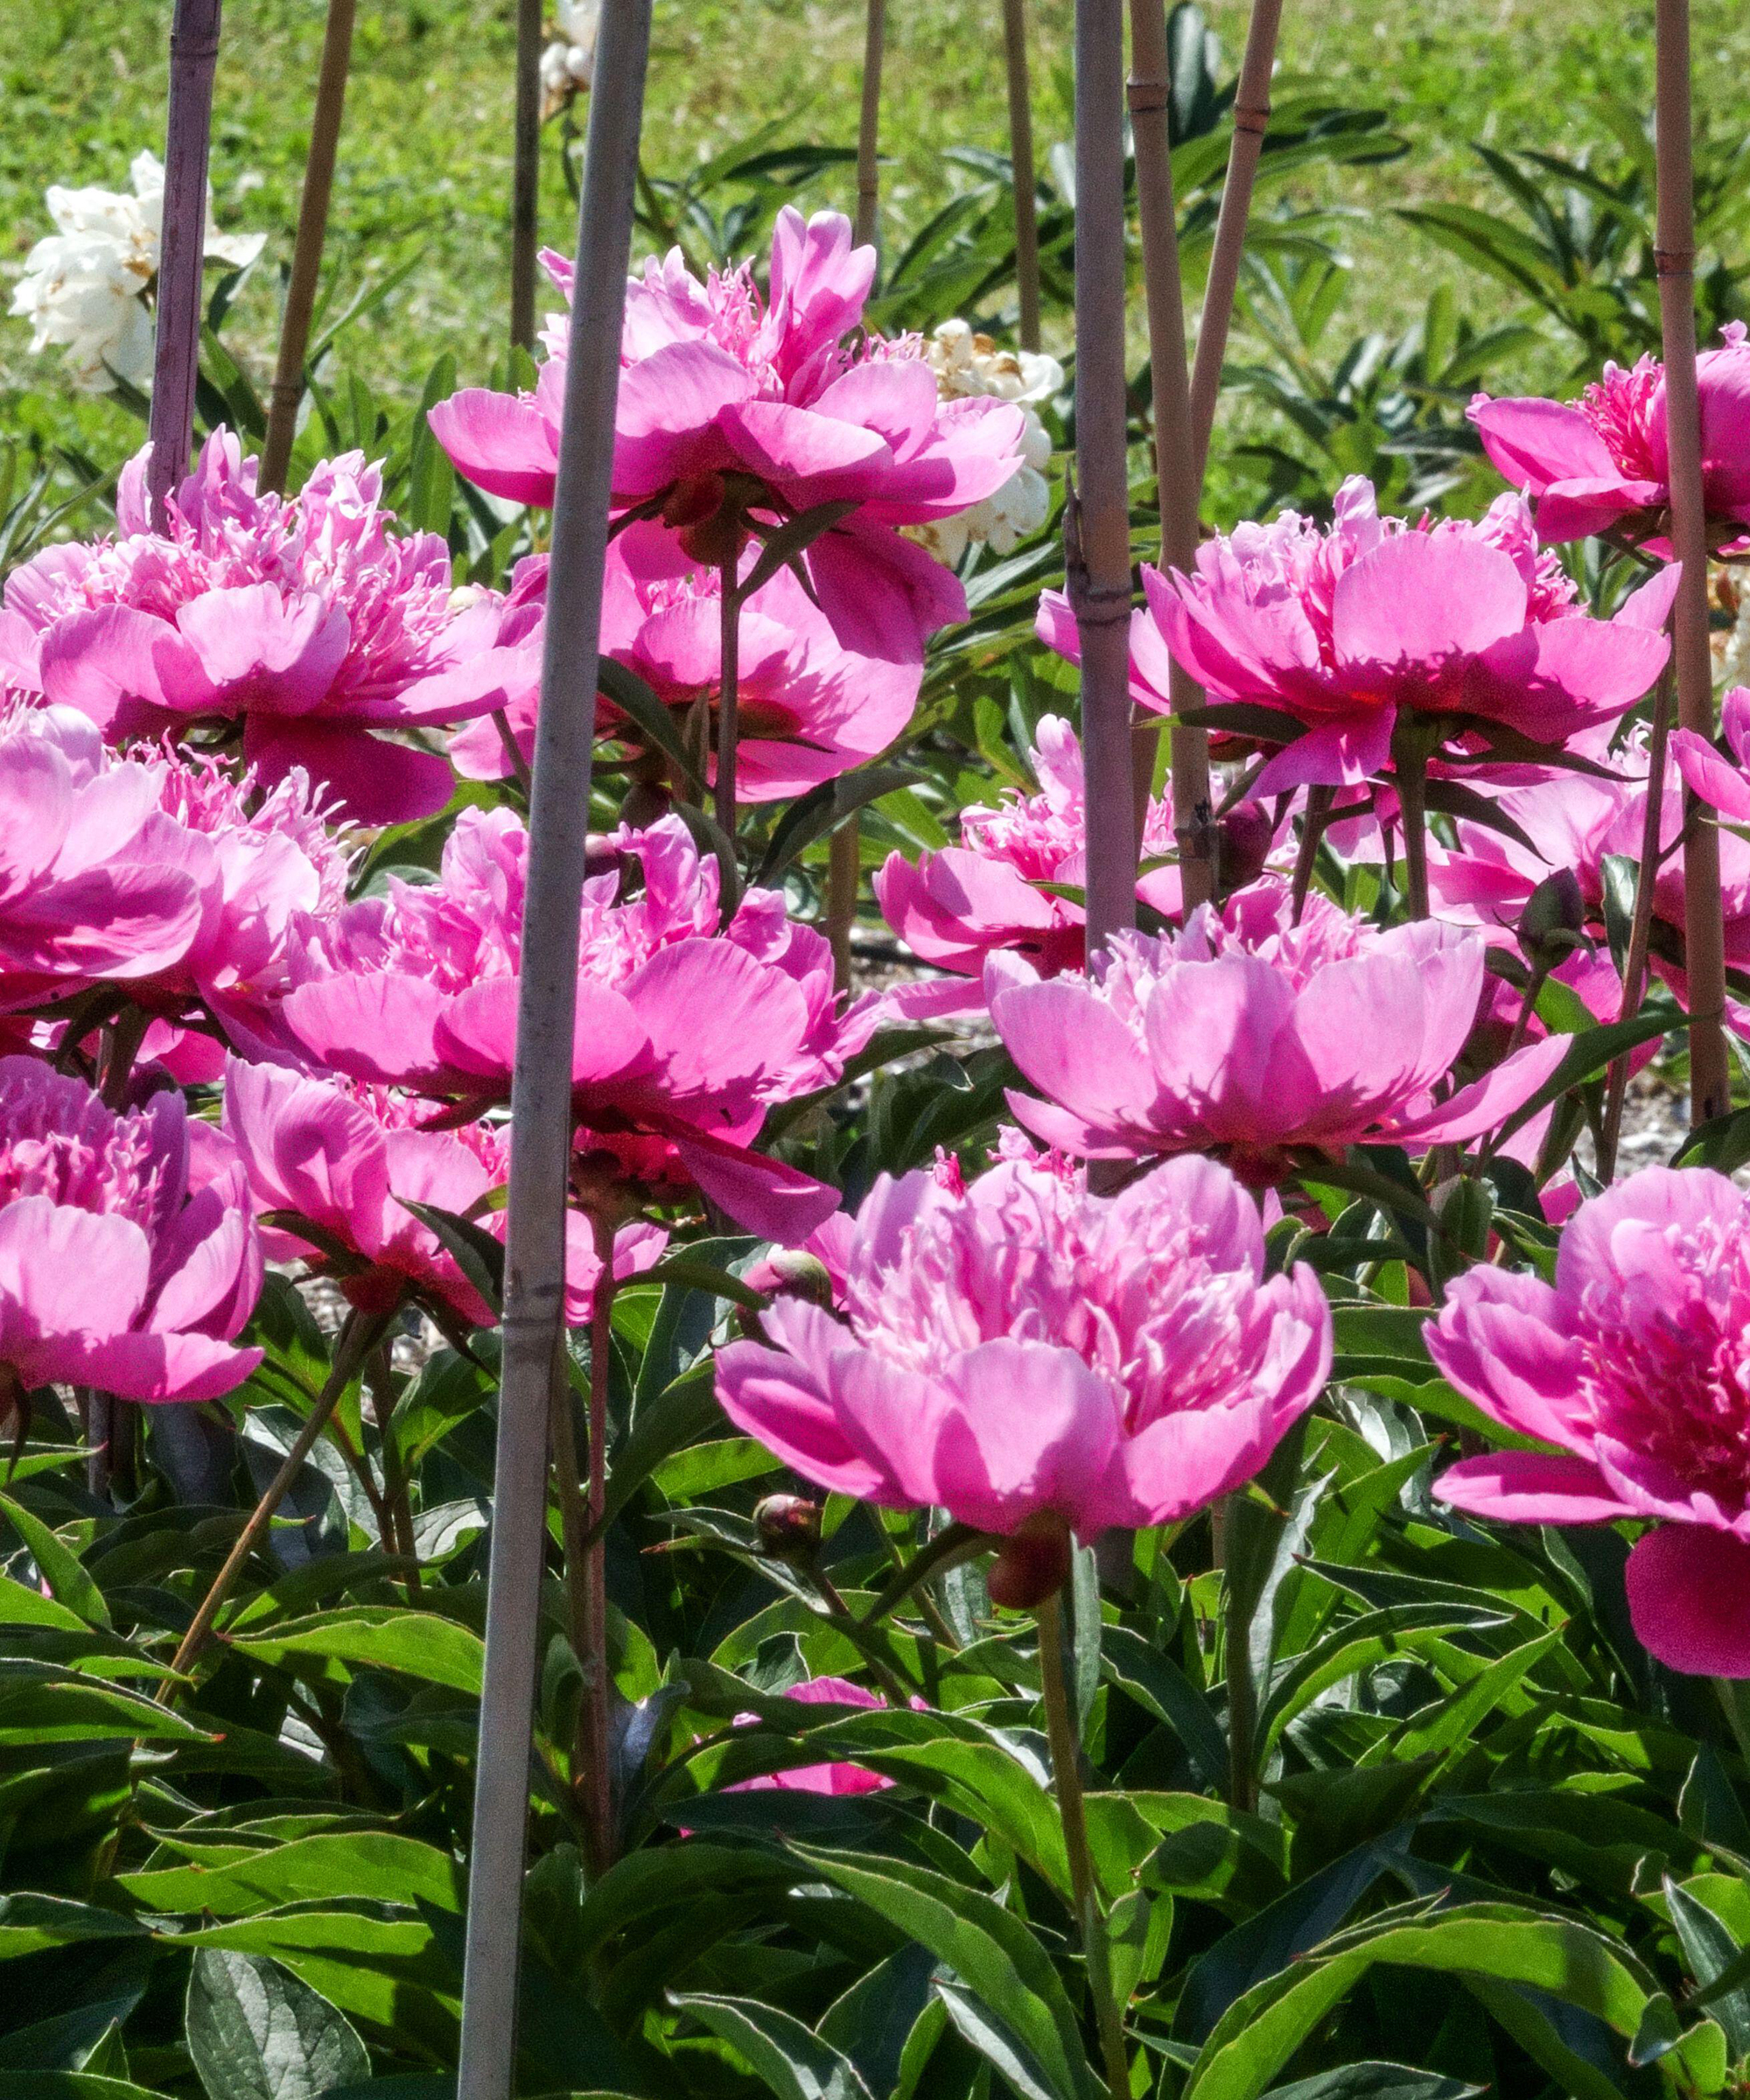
[829,0,891,988]
[456,0,654,2090]
[1187,0,1281,474]
[260,0,357,496]
[1128,0,1213,909]
[1001,0,1043,351]
[854,0,888,248]
[147,0,223,531]
[511,0,544,352]
[1654,0,1731,1126]
[1073,0,1138,962]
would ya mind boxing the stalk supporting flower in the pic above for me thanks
[1654,0,1731,1125]
[511,0,544,353]
[582,1207,620,1875]
[260,0,357,495]
[147,0,223,530]
[1072,0,1138,963]
[716,563,741,833]
[1127,0,1214,909]
[1001,0,1042,350]
[1039,1585,1130,2100]
[1600,664,1676,1178]
[457,1,654,2095]
[158,1308,388,1704]
[1187,0,1284,473]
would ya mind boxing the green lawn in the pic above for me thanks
[3,0,1748,469]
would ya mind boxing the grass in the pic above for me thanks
[3,0,1750,471]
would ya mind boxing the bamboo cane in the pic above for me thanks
[1073,0,1138,962]
[260,0,358,495]
[1001,0,1043,351]
[511,0,544,352]
[455,0,654,2090]
[147,0,223,531]
[1187,0,1281,473]
[1653,0,1731,1126]
[1128,0,1212,908]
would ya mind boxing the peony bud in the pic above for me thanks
[755,1494,822,1561]
[987,1514,1071,1608]
[1216,800,1274,894]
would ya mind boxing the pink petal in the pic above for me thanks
[1386,1031,1569,1145]
[1434,1450,1634,1525]
[243,718,456,826]
[280,971,450,1087]
[430,388,560,507]
[1332,533,1529,667]
[1672,727,1750,821]
[1626,1523,1750,1677]
[1469,396,1616,490]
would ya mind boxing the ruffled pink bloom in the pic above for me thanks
[4,432,500,823]
[988,875,1568,1183]
[277,810,874,1243]
[430,210,1026,663]
[716,1146,1331,1541]
[1431,1165,1750,1677]
[1427,762,1750,1018]
[0,1055,261,1404]
[1470,325,1750,549]
[1673,682,1750,822]
[0,705,350,1058]
[1140,477,1676,793]
[875,714,1188,1018]
[441,528,919,801]
[222,1058,663,1326]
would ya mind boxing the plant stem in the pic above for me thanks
[158,1308,385,1703]
[458,0,653,2082]
[510,0,543,354]
[1600,665,1675,1178]
[1222,1564,1259,1814]
[1038,1586,1130,2100]
[1071,0,1138,969]
[857,1520,987,1631]
[584,1210,619,1874]
[149,0,223,531]
[1289,783,1334,923]
[260,0,357,494]
[854,0,887,250]
[715,566,740,835]
[1396,746,1431,920]
[826,820,859,992]
[1000,0,1042,350]
[368,1341,422,1600]
[1128,0,1213,912]
[1653,0,1731,1127]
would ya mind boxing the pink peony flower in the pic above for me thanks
[1430,1165,1750,1677]
[987,874,1568,1183]
[1427,761,1750,1019]
[4,432,501,823]
[0,704,351,1058]
[716,1146,1332,1554]
[0,1054,262,1404]
[439,528,920,801]
[875,714,1194,1018]
[276,809,874,1243]
[1469,325,1750,549]
[1139,477,1676,793]
[222,1058,663,1327]
[725,1676,906,1800]
[1673,682,1750,823]
[430,209,1026,663]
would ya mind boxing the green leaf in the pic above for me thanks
[1101,1626,1228,1790]
[1260,2068,1480,2100]
[122,1831,465,1917]
[228,1608,485,1694]
[0,1494,109,1628]
[671,1992,874,2100]
[186,1949,370,2100]
[1492,1003,1678,1149]
[597,656,705,794]
[1184,1903,1660,2100]
[789,1843,1104,2100]
[0,1894,150,1960]
[0,1572,85,1631]
[1665,1877,1750,2060]
[396,1199,505,1315]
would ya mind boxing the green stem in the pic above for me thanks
[856,1520,987,1632]
[1223,1566,1258,1816]
[1038,1586,1130,2100]
[1396,745,1431,921]
[158,1306,388,1702]
[715,568,740,833]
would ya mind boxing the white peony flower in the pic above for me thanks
[8,150,264,394]
[541,0,601,114]
[910,319,1061,564]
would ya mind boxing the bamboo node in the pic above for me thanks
[1125,79,1172,114]
[1232,101,1270,134]
[1066,580,1133,627]
[1654,244,1696,276]
[170,31,220,60]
